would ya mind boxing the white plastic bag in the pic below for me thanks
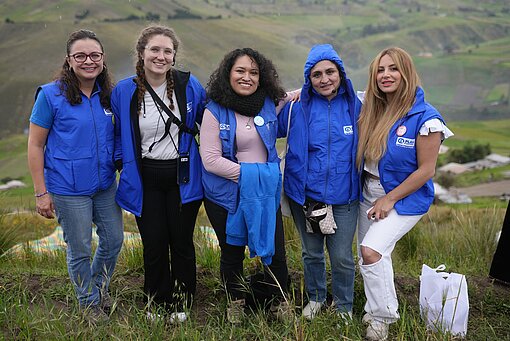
[419,264,469,337]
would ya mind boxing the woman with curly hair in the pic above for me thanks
[201,48,296,323]
[357,47,453,340]
[27,29,123,323]
[111,25,206,323]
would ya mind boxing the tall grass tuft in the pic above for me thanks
[0,211,19,255]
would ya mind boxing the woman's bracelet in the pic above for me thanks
[35,191,48,198]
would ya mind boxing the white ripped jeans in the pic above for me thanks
[358,177,423,324]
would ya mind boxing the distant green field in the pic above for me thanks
[443,119,510,156]
[1,117,508,209]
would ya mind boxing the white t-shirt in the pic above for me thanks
[139,82,181,160]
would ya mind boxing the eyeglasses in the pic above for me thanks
[68,52,104,63]
[145,46,174,57]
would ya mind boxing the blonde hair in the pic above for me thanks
[356,47,421,170]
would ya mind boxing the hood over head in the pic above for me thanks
[301,44,355,110]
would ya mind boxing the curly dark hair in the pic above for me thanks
[207,48,286,107]
[134,25,180,114]
[57,29,113,110]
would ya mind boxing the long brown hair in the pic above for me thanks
[57,29,113,109]
[134,25,180,114]
[356,47,420,169]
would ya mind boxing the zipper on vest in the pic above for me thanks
[89,98,101,191]
[323,101,332,203]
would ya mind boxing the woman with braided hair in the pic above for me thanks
[111,25,206,322]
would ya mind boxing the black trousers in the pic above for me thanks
[204,198,288,300]
[490,200,510,283]
[136,158,201,311]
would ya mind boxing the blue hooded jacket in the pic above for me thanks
[112,70,206,216]
[278,44,361,205]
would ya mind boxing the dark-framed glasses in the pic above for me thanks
[69,52,104,63]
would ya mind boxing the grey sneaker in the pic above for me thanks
[83,305,109,324]
[100,291,113,313]
[169,311,188,324]
[363,314,389,341]
[302,300,324,320]
[270,300,294,321]
[226,299,245,324]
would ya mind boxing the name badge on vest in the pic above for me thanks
[396,125,407,136]
[396,137,415,148]
[254,116,264,126]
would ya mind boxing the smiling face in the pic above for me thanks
[229,55,260,96]
[376,54,402,102]
[310,60,341,100]
[142,34,175,81]
[67,38,104,86]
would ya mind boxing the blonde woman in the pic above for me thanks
[356,47,453,340]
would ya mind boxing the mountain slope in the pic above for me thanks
[0,0,509,134]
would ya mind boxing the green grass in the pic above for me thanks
[0,204,509,340]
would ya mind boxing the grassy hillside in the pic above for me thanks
[0,0,509,135]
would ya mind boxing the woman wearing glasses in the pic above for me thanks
[111,25,206,323]
[27,29,123,323]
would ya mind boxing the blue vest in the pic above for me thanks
[378,88,444,215]
[40,81,116,195]
[202,98,280,213]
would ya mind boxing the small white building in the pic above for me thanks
[0,180,26,191]
[438,162,470,175]
[485,153,510,166]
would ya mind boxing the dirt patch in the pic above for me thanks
[458,180,510,197]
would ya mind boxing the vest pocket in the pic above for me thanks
[53,147,94,192]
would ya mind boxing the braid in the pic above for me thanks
[135,59,146,115]
[166,69,175,110]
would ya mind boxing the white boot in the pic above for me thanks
[302,300,323,320]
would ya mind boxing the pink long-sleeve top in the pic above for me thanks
[200,109,267,182]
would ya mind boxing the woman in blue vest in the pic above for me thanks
[111,25,206,323]
[277,44,361,321]
[356,47,453,340]
[27,29,123,322]
[200,48,294,323]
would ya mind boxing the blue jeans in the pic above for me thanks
[52,182,124,307]
[290,198,358,312]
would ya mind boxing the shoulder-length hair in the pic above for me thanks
[356,47,420,169]
[207,48,286,107]
[57,29,113,110]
